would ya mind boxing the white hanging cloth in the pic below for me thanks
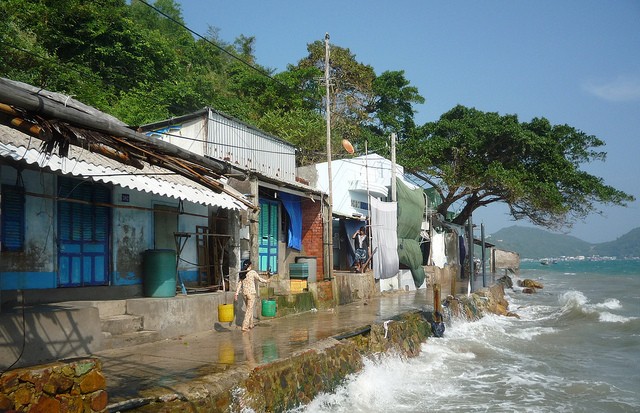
[431,231,447,268]
[370,197,399,279]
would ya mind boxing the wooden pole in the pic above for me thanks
[433,277,441,321]
[324,33,333,280]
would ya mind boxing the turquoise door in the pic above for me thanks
[258,199,278,273]
[57,177,110,287]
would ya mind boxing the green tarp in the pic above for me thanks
[396,178,426,287]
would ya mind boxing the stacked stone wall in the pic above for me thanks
[0,358,106,413]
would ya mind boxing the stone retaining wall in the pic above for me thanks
[0,358,106,413]
[2,282,512,413]
[128,311,434,412]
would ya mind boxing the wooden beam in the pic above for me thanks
[0,78,241,179]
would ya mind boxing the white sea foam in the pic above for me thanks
[598,312,634,323]
[510,326,557,340]
[294,267,640,413]
[594,298,622,310]
[559,290,589,308]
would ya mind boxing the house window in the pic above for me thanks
[1,185,25,251]
[351,199,369,211]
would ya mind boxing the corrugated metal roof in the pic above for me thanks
[0,125,248,210]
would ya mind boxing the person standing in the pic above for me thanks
[234,259,269,332]
[352,226,369,273]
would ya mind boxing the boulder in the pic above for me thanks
[497,276,514,289]
[518,279,544,289]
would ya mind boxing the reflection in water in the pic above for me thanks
[261,338,279,363]
[289,328,309,345]
[242,332,256,367]
[218,340,235,364]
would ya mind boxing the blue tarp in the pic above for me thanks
[279,192,302,251]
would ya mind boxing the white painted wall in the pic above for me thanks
[309,154,415,217]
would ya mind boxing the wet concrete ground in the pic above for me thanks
[96,289,435,406]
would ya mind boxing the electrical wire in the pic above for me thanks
[135,0,291,91]
[0,39,311,158]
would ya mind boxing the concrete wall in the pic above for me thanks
[0,168,56,290]
[333,272,376,305]
[491,248,520,275]
[126,292,238,338]
[0,305,102,369]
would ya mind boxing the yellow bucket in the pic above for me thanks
[218,303,234,322]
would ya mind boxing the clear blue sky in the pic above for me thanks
[176,0,640,243]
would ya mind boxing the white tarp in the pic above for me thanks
[370,196,399,279]
[430,232,447,268]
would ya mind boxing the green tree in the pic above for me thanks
[295,40,376,153]
[366,70,424,157]
[292,41,424,161]
[401,105,635,229]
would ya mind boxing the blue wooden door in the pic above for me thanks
[258,199,278,273]
[57,178,110,287]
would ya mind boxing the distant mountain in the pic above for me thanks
[592,227,640,258]
[485,225,640,259]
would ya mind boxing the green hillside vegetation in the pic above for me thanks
[488,226,640,259]
[1,0,634,237]
[592,227,640,258]
[488,226,592,259]
[0,0,424,165]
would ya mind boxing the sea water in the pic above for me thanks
[292,260,640,413]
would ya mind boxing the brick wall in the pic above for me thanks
[301,199,324,277]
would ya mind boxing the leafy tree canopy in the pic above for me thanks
[2,0,630,234]
[401,105,635,229]
[292,41,424,161]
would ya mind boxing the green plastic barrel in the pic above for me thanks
[143,249,177,297]
[261,299,276,317]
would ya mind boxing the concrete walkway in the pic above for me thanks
[97,289,434,408]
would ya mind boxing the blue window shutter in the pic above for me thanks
[2,185,25,251]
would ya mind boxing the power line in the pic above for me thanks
[0,38,311,159]
[135,0,290,91]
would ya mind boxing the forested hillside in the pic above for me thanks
[488,226,640,259]
[2,0,634,241]
[592,227,640,258]
[0,0,423,165]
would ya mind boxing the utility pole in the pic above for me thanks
[467,215,474,295]
[481,223,487,288]
[324,33,333,280]
[390,132,397,202]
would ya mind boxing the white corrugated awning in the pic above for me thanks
[0,126,249,210]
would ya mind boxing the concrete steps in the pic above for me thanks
[101,330,161,350]
[100,314,143,336]
[83,299,163,350]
